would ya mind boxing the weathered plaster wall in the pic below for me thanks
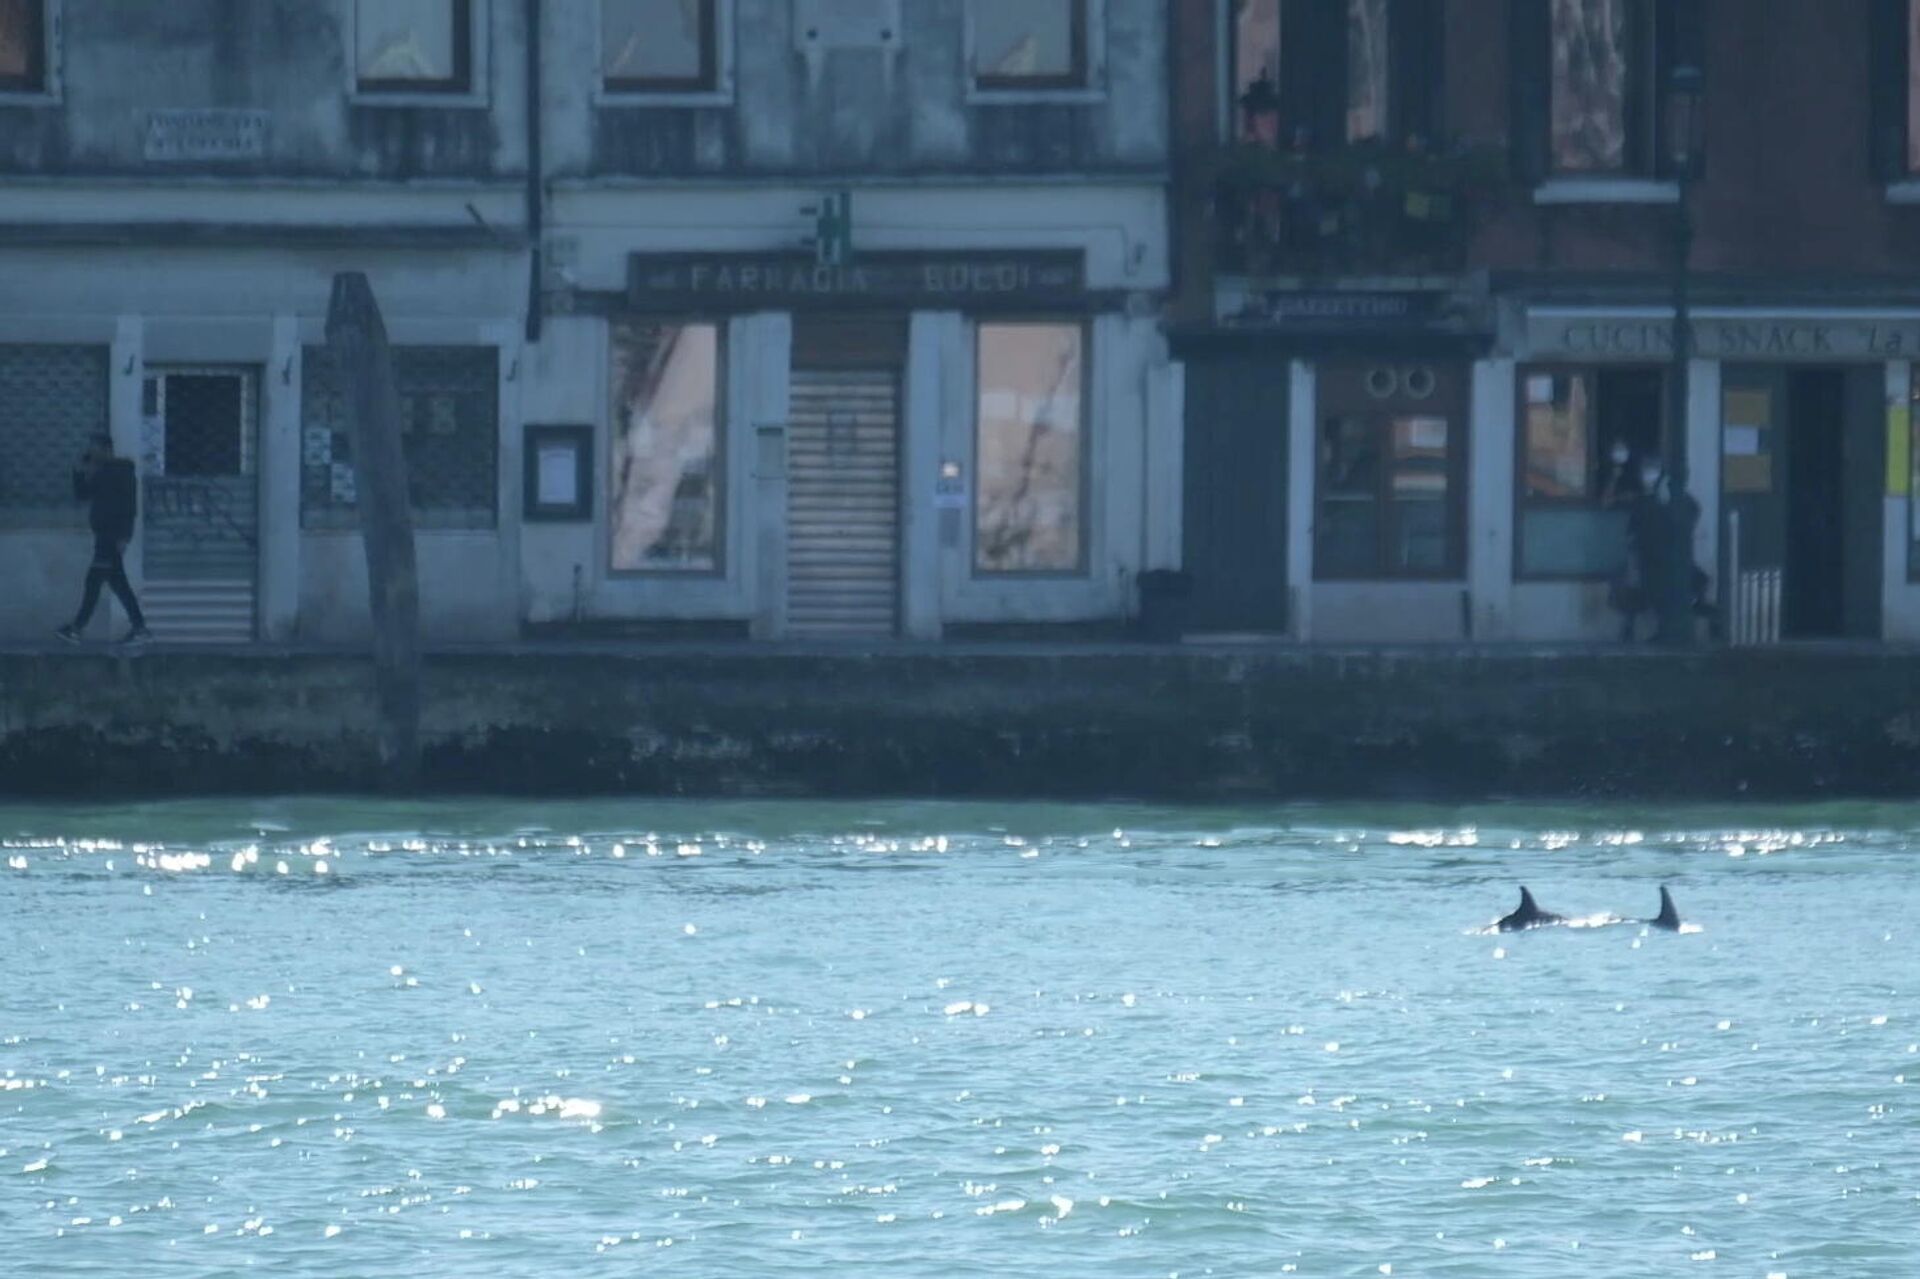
[4,649,1918,800]
[1,0,526,179]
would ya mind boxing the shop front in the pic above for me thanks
[1174,286,1491,643]
[1512,307,1917,643]
[520,217,1174,643]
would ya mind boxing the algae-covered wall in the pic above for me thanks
[3,650,1919,800]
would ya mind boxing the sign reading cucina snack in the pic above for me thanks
[1530,314,1920,361]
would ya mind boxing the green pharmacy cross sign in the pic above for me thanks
[804,191,853,268]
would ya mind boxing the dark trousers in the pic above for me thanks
[72,535,145,630]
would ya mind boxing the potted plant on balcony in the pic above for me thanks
[1214,132,1508,277]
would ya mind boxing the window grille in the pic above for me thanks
[0,344,109,528]
[300,345,498,529]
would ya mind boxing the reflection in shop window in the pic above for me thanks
[356,0,470,93]
[610,322,722,573]
[602,0,716,92]
[973,0,1084,88]
[975,323,1084,573]
[1517,367,1665,577]
[1550,0,1633,172]
[0,0,45,93]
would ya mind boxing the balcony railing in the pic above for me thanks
[1212,139,1508,278]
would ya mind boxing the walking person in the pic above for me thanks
[55,434,151,646]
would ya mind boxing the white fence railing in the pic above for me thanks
[1725,510,1782,646]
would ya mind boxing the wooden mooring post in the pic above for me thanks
[325,272,421,788]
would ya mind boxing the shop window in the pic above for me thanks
[602,0,717,93]
[355,0,472,95]
[972,0,1086,91]
[609,322,723,573]
[1228,0,1442,147]
[0,0,45,94]
[0,344,107,528]
[300,346,499,529]
[1517,367,1666,577]
[1315,363,1463,579]
[975,322,1084,574]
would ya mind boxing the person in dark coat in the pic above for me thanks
[56,434,150,645]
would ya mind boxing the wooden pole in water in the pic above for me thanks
[325,272,421,789]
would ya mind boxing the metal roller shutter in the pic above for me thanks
[786,369,900,639]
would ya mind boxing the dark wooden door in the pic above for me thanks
[1181,354,1290,632]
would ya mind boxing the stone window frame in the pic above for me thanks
[345,0,492,110]
[963,0,1108,105]
[0,0,60,106]
[593,0,735,108]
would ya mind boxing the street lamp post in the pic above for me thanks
[1656,62,1706,647]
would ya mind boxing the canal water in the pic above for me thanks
[1,799,1914,1277]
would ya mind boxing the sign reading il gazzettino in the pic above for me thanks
[625,250,1089,311]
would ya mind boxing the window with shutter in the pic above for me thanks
[1227,0,1442,148]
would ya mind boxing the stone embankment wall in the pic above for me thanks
[1,650,1917,800]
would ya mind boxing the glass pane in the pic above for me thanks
[1908,0,1920,172]
[603,0,706,83]
[1233,0,1281,142]
[1347,0,1390,142]
[1523,371,1594,500]
[1912,370,1920,569]
[1722,384,1775,495]
[1390,416,1451,571]
[0,0,35,79]
[1318,415,1379,575]
[974,0,1075,79]
[975,323,1083,572]
[1318,501,1379,577]
[610,323,721,572]
[1520,507,1631,576]
[357,0,456,82]
[1550,0,1630,172]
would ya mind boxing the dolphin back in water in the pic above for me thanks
[1496,886,1565,932]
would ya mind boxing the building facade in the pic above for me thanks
[1173,0,1920,644]
[0,0,1172,645]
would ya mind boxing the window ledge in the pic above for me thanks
[1885,180,1920,205]
[594,87,734,109]
[964,85,1107,107]
[1533,177,1680,206]
[349,89,492,111]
